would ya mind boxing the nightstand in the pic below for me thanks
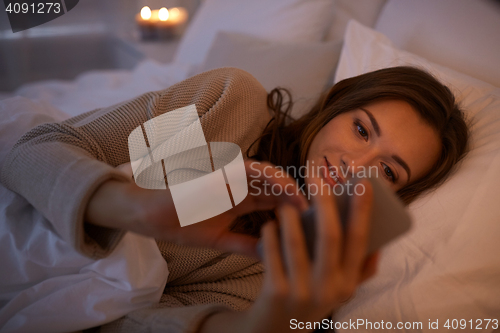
[125,39,180,63]
[117,32,181,64]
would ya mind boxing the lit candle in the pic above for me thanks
[141,6,151,20]
[156,7,188,39]
[136,6,157,40]
[158,7,169,22]
[136,6,188,40]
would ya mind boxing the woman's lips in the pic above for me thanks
[322,157,343,186]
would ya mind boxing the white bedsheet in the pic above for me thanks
[12,59,193,117]
[0,96,169,333]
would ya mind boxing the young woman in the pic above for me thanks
[0,66,468,332]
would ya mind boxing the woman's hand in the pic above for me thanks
[199,179,379,333]
[85,159,308,257]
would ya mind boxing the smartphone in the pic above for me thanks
[257,176,412,260]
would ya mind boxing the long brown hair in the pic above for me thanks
[233,66,469,237]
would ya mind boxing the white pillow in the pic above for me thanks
[375,0,500,88]
[173,0,335,67]
[198,31,342,118]
[324,0,387,42]
[333,20,500,331]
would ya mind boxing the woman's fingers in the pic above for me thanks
[171,214,260,256]
[254,179,379,328]
[245,160,309,212]
[261,222,288,292]
[359,251,380,283]
[343,179,373,277]
[278,204,311,300]
[310,177,343,279]
[307,178,376,306]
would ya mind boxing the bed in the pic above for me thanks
[1,0,499,332]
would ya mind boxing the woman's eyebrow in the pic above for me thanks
[392,154,411,182]
[360,107,381,136]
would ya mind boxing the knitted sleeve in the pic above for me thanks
[0,67,271,259]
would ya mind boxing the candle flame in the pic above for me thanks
[158,7,169,21]
[169,7,180,20]
[140,6,151,20]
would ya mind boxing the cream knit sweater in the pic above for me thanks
[1,68,272,332]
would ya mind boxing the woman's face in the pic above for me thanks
[305,99,442,192]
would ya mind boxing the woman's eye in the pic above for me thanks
[355,122,368,140]
[382,163,396,183]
